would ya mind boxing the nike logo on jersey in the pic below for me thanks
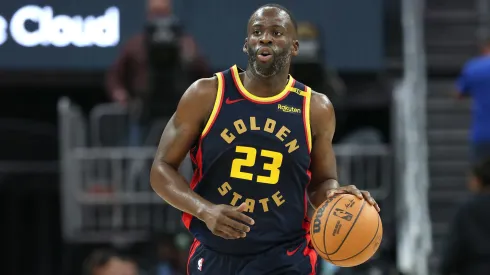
[225,98,245,104]
[286,244,302,256]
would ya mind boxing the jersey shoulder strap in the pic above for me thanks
[287,78,313,153]
[200,70,226,138]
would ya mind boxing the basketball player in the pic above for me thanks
[150,4,380,274]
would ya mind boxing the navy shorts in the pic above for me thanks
[187,237,319,275]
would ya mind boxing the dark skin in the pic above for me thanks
[150,6,379,241]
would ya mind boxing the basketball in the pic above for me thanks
[310,194,383,267]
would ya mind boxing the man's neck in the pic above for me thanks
[242,68,290,97]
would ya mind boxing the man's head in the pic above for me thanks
[156,233,177,261]
[147,0,172,18]
[244,4,299,78]
[469,158,490,192]
[83,249,138,275]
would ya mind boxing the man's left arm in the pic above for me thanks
[307,92,380,211]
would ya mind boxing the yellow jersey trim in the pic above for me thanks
[289,87,308,97]
[304,86,313,153]
[201,72,224,137]
[231,65,294,103]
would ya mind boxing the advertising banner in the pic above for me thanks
[0,0,383,71]
[0,0,144,69]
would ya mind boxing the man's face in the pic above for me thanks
[148,0,171,17]
[93,258,138,275]
[245,7,299,78]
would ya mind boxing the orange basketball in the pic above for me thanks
[310,194,383,267]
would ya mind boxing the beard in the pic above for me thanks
[247,45,291,78]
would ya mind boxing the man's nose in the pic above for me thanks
[259,33,273,46]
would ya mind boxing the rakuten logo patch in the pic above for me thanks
[0,5,120,47]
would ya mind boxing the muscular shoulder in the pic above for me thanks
[184,76,218,102]
[180,76,218,109]
[310,91,333,115]
[309,91,335,138]
[175,76,219,125]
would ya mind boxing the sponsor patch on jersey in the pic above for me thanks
[277,104,301,114]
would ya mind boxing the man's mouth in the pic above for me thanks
[257,48,273,62]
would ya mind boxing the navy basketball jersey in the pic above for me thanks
[183,65,313,255]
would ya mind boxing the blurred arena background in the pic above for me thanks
[0,0,486,274]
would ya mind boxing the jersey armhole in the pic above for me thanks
[303,86,313,153]
[200,72,225,138]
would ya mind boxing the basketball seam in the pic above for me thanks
[330,210,381,263]
[319,194,347,261]
[327,199,366,255]
[322,195,346,254]
[311,194,345,260]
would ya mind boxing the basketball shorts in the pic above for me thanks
[187,237,319,275]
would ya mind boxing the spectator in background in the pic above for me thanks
[154,234,179,275]
[106,0,208,146]
[440,158,490,275]
[149,233,190,275]
[83,249,139,275]
[456,40,490,163]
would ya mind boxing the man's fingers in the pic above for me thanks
[223,216,251,233]
[326,189,347,198]
[226,207,255,225]
[360,191,381,212]
[346,185,363,199]
[214,229,236,240]
[218,224,245,239]
[235,202,248,212]
[326,190,337,198]
[361,191,375,205]
[327,186,379,211]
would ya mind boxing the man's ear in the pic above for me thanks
[291,40,299,57]
[243,38,248,54]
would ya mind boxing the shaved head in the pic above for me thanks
[244,4,299,78]
[249,4,297,35]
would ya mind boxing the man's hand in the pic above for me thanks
[202,203,255,240]
[326,185,381,212]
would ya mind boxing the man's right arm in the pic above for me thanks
[150,77,254,239]
[151,77,215,219]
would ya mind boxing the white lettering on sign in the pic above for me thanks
[0,16,7,45]
[0,5,120,47]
